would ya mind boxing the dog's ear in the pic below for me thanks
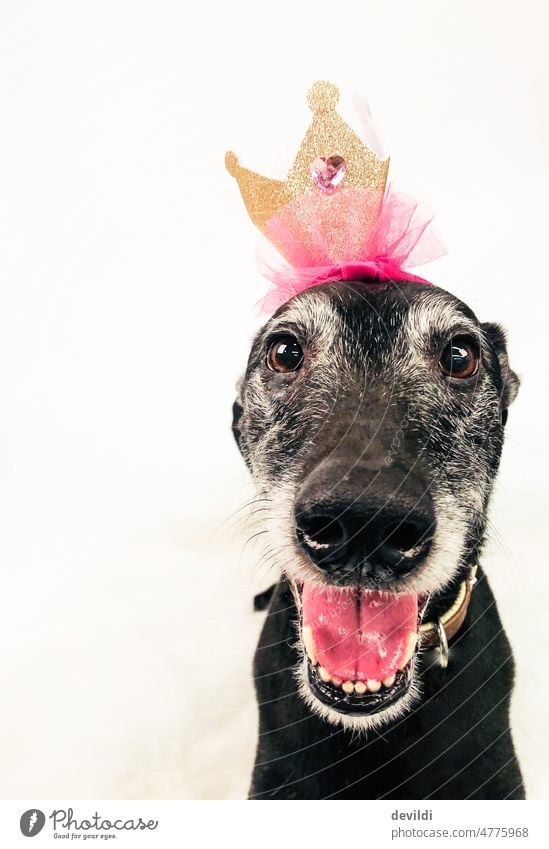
[482,322,520,423]
[232,378,244,454]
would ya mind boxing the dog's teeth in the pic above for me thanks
[342,680,354,694]
[398,632,418,670]
[331,676,342,687]
[354,681,367,695]
[367,679,381,692]
[318,666,332,683]
[302,625,318,665]
[383,674,396,688]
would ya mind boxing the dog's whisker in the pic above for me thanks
[240,528,269,554]
[213,500,272,542]
[217,496,271,529]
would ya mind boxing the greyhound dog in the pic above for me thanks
[232,280,524,799]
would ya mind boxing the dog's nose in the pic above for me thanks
[294,465,435,584]
[296,501,434,582]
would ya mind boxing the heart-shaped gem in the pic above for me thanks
[309,155,347,194]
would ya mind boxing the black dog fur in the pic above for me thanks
[233,281,524,799]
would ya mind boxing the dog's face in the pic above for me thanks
[233,281,519,729]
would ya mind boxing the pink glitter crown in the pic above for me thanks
[226,81,446,312]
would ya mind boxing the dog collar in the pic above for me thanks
[419,565,478,667]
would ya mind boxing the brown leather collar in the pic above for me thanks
[419,565,478,658]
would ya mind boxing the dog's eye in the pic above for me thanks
[267,336,304,373]
[439,336,479,379]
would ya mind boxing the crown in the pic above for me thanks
[225,81,389,232]
[226,82,445,313]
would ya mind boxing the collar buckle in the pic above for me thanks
[420,564,478,667]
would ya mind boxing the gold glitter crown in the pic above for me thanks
[225,81,390,232]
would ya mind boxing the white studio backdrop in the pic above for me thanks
[0,0,547,798]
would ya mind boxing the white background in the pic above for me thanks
[0,0,547,799]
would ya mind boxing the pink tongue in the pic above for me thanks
[302,583,418,682]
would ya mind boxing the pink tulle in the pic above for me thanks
[257,183,446,313]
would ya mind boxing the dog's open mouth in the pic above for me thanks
[298,583,424,716]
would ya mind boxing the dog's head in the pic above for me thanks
[233,281,519,729]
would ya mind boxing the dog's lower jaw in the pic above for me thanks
[294,655,422,732]
[286,568,434,730]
